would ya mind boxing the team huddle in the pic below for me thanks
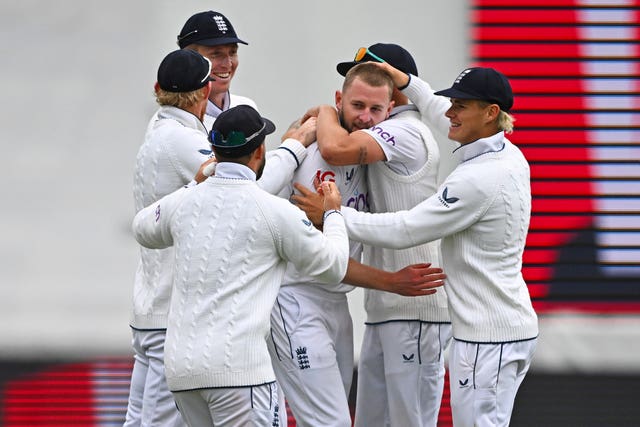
[125,10,538,427]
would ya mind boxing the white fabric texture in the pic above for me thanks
[343,131,538,343]
[359,106,449,324]
[132,162,349,391]
[123,329,185,427]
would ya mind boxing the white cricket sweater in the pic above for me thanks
[343,132,538,343]
[361,107,449,323]
[132,163,349,390]
[131,105,309,330]
[131,106,212,330]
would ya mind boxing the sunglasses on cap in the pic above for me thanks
[354,47,386,63]
[208,123,266,147]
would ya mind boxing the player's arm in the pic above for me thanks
[315,105,386,166]
[258,117,316,195]
[132,186,189,249]
[345,258,445,296]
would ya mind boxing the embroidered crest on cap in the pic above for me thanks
[454,68,472,84]
[213,15,229,33]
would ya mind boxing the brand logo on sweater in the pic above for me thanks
[198,149,212,156]
[458,378,470,388]
[296,346,311,370]
[402,353,415,363]
[438,187,459,208]
[370,125,396,146]
[302,219,312,227]
[155,205,161,222]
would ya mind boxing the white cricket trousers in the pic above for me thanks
[448,338,537,427]
[354,321,452,427]
[269,285,354,427]
[172,382,281,427]
[124,329,185,427]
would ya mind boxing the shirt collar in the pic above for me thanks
[157,106,207,133]
[455,131,506,162]
[213,162,256,181]
[389,104,419,118]
[205,92,231,118]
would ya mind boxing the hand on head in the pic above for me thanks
[282,116,317,147]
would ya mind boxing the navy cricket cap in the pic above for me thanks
[177,11,248,48]
[209,105,276,158]
[434,67,514,112]
[337,43,418,77]
[157,49,214,93]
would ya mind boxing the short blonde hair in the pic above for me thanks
[155,86,207,110]
[343,62,394,100]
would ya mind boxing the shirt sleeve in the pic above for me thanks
[132,186,191,249]
[360,118,427,175]
[273,199,349,284]
[258,138,308,195]
[402,75,452,137]
[342,167,492,248]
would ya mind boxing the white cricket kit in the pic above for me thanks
[127,105,212,427]
[269,142,365,427]
[128,101,305,427]
[202,92,258,130]
[132,162,349,427]
[345,83,540,426]
[354,105,452,427]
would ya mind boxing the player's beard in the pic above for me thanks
[255,150,266,180]
[337,109,352,132]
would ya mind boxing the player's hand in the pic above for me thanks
[281,117,317,147]
[370,61,410,88]
[319,180,341,211]
[383,263,445,296]
[292,182,324,227]
[301,105,321,123]
[194,157,217,183]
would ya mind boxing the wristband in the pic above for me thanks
[323,209,343,222]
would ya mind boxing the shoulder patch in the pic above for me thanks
[438,187,459,208]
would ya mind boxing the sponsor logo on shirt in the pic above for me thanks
[370,125,396,146]
[458,378,470,388]
[155,205,161,222]
[438,187,459,208]
[315,169,335,183]
[198,149,212,156]
[346,191,369,212]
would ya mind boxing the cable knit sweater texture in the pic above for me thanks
[131,105,308,330]
[132,163,349,390]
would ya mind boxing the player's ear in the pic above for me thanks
[335,90,343,110]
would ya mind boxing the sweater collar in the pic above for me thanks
[214,162,256,181]
[157,105,207,134]
[455,131,506,162]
